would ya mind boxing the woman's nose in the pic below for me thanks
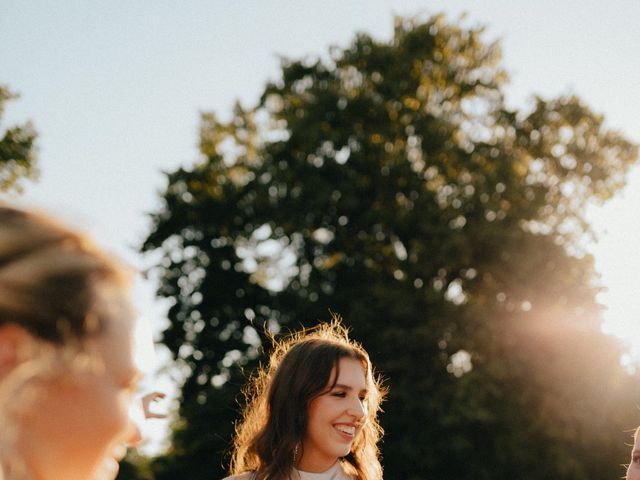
[347,396,366,419]
[125,399,145,447]
[126,421,143,447]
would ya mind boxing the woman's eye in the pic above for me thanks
[634,456,640,465]
[332,391,346,397]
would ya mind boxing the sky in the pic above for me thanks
[2,0,640,451]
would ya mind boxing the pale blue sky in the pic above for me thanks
[2,0,640,372]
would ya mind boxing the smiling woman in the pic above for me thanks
[301,356,369,473]
[223,320,386,480]
[0,205,142,480]
[627,427,640,480]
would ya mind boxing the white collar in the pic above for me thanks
[294,462,350,480]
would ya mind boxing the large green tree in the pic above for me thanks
[0,85,37,193]
[142,15,639,480]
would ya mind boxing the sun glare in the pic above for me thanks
[588,165,640,367]
[132,276,159,374]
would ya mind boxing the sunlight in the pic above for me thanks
[132,276,158,374]
[588,165,640,366]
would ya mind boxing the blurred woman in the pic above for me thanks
[0,205,142,480]
[224,321,385,480]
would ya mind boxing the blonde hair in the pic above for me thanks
[0,205,129,342]
[230,320,386,480]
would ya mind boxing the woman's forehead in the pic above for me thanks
[332,357,367,387]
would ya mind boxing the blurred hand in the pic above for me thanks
[141,391,167,419]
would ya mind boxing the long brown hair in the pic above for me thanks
[229,320,385,480]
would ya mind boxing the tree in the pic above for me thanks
[142,15,639,480]
[0,85,38,193]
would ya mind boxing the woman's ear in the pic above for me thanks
[0,323,35,377]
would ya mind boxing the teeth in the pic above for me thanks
[336,425,355,435]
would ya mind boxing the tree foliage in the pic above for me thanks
[0,85,38,193]
[142,15,640,480]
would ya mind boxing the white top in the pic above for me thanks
[297,462,352,480]
[222,462,354,480]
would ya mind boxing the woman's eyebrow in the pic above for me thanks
[333,383,352,390]
[333,383,369,394]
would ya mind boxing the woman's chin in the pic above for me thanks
[93,457,121,480]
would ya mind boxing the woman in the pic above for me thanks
[0,205,142,480]
[224,321,386,480]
